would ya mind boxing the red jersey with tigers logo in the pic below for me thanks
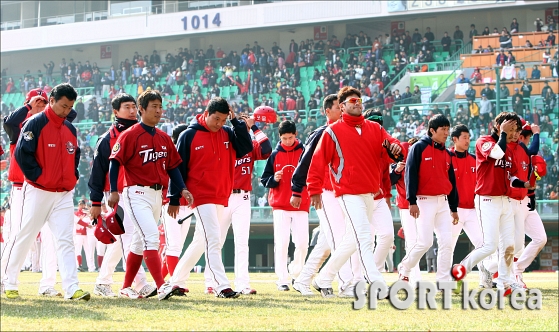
[233,126,272,192]
[109,123,182,188]
[507,141,530,200]
[475,134,518,196]
[450,149,476,209]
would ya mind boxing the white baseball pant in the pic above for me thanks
[315,194,386,289]
[122,186,163,255]
[452,208,484,251]
[205,192,252,291]
[511,197,529,257]
[85,226,97,272]
[38,223,59,293]
[399,195,453,282]
[369,198,395,272]
[295,190,361,292]
[96,194,148,291]
[96,242,107,257]
[1,186,23,283]
[74,234,87,266]
[399,208,421,283]
[273,209,309,286]
[385,246,395,272]
[460,195,515,289]
[161,204,192,257]
[514,210,547,274]
[3,183,80,298]
[170,204,232,293]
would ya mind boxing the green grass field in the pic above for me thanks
[1,271,558,331]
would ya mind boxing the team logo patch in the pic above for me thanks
[521,161,528,171]
[66,141,76,154]
[481,142,492,152]
[112,143,121,153]
[22,131,34,141]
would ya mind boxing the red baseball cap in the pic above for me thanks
[105,205,125,236]
[25,88,48,103]
[521,119,532,132]
[94,217,117,244]
[531,155,547,177]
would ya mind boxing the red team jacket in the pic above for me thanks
[15,106,80,192]
[75,208,89,235]
[307,116,400,197]
[475,133,518,196]
[170,114,253,208]
[507,142,530,200]
[110,123,182,189]
[262,140,310,212]
[450,149,476,209]
[377,150,393,200]
[391,142,410,210]
[233,126,272,192]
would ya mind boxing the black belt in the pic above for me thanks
[232,189,247,194]
[138,184,163,190]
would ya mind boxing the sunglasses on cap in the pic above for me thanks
[342,97,363,104]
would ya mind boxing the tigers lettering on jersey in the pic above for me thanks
[139,148,168,164]
[235,156,252,167]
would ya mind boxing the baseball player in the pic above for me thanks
[160,125,193,286]
[398,114,458,285]
[204,112,272,295]
[3,83,89,300]
[510,121,544,288]
[389,138,422,285]
[448,125,487,287]
[2,87,75,297]
[454,112,534,295]
[291,94,362,297]
[307,87,402,297]
[74,200,96,272]
[89,93,154,298]
[108,89,188,300]
[262,120,310,291]
[168,97,253,299]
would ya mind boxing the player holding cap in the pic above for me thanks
[74,200,94,271]
[3,83,89,300]
[88,93,154,298]
[453,112,534,295]
[204,110,272,295]
[448,125,486,287]
[291,94,362,297]
[307,87,402,297]
[168,97,252,298]
[2,87,76,297]
[108,90,188,300]
[159,124,193,296]
[398,114,458,285]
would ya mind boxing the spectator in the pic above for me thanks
[469,99,480,119]
[513,95,524,115]
[479,94,492,115]
[531,65,541,79]
[534,18,544,32]
[481,27,490,36]
[424,27,435,42]
[546,31,556,46]
[453,25,464,51]
[510,18,519,34]
[499,30,512,49]
[469,24,478,44]
[457,73,470,84]
[441,32,451,53]
[518,64,527,80]
[481,83,495,100]
[465,83,476,102]
[542,81,556,111]
[521,79,532,106]
[470,67,482,83]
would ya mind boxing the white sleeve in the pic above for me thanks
[488,144,505,160]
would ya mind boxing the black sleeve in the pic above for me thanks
[169,129,196,205]
[3,105,31,144]
[405,141,425,206]
[511,179,526,188]
[88,135,110,203]
[291,127,325,194]
[109,159,120,193]
[228,118,253,158]
[14,115,45,182]
[66,108,77,123]
[167,167,185,205]
[390,163,403,185]
[261,151,279,188]
[447,153,459,213]
[497,131,507,152]
[526,133,539,156]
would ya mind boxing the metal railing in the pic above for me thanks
[453,97,533,115]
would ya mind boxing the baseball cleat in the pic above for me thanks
[5,290,20,299]
[69,289,91,301]
[157,282,180,301]
[174,287,189,296]
[137,284,157,298]
[239,288,257,295]
[311,279,335,298]
[94,284,117,297]
[338,285,356,298]
[119,287,142,299]
[453,280,463,295]
[277,285,290,291]
[478,262,493,289]
[216,288,241,298]
[39,287,62,297]
[515,274,527,289]
[205,287,215,295]
[293,282,316,296]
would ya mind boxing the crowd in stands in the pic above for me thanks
[1,16,559,207]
